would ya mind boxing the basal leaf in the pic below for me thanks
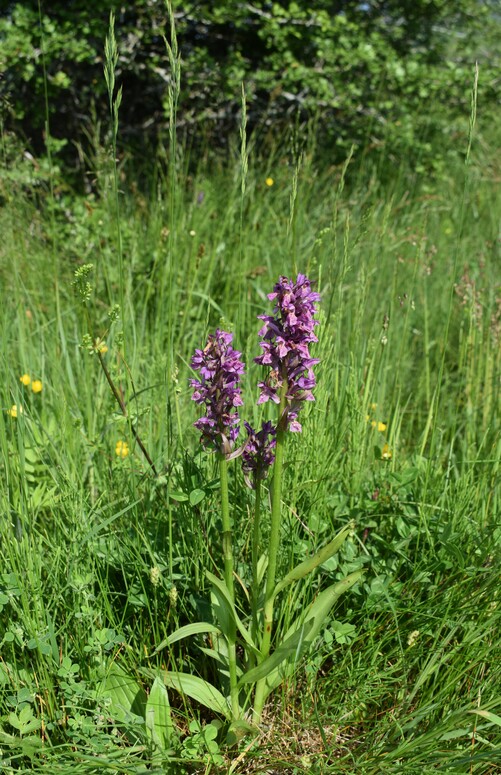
[272,523,352,601]
[160,671,230,719]
[97,663,147,724]
[238,620,314,685]
[146,676,175,753]
[207,571,259,656]
[153,622,220,653]
[240,571,363,698]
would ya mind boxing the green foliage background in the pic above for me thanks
[1,0,500,172]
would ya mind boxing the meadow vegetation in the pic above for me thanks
[1,6,501,775]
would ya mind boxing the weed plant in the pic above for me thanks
[0,20,500,775]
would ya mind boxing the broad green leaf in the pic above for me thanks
[210,585,232,644]
[227,717,259,744]
[20,735,43,761]
[146,676,174,753]
[0,729,17,744]
[240,571,363,697]
[97,664,146,724]
[197,645,226,666]
[271,523,352,600]
[238,620,314,685]
[197,643,244,678]
[160,671,230,719]
[153,622,220,653]
[189,488,205,505]
[206,571,259,657]
[168,491,189,502]
[283,571,363,642]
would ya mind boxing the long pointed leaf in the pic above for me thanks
[153,622,220,654]
[240,571,363,695]
[146,676,174,753]
[271,524,352,600]
[286,570,363,640]
[238,620,314,685]
[198,646,245,677]
[207,571,259,656]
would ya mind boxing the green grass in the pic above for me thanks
[0,110,500,774]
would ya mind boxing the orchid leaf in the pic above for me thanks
[206,571,259,656]
[257,553,268,586]
[240,571,363,696]
[145,676,175,754]
[198,645,245,677]
[153,622,220,654]
[96,663,147,737]
[282,570,363,645]
[271,523,352,601]
[238,619,314,685]
[160,671,231,719]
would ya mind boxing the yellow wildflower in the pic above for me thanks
[31,380,43,394]
[8,405,22,418]
[20,374,31,386]
[265,177,274,187]
[115,440,129,459]
[370,418,387,432]
[382,443,392,460]
[95,338,108,355]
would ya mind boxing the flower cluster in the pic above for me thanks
[190,329,245,454]
[20,374,43,393]
[115,440,129,458]
[241,421,276,488]
[190,276,319,456]
[255,274,320,432]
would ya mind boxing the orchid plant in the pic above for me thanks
[154,275,363,733]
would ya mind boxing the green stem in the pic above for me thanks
[253,384,288,722]
[219,455,240,721]
[97,352,157,476]
[250,477,263,650]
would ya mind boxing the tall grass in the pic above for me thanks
[0,34,500,775]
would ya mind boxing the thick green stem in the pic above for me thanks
[250,478,263,649]
[219,455,240,720]
[253,384,288,722]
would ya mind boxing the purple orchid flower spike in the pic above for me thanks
[190,329,245,455]
[255,274,320,431]
[241,421,276,488]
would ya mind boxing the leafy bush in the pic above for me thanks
[1,1,499,174]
